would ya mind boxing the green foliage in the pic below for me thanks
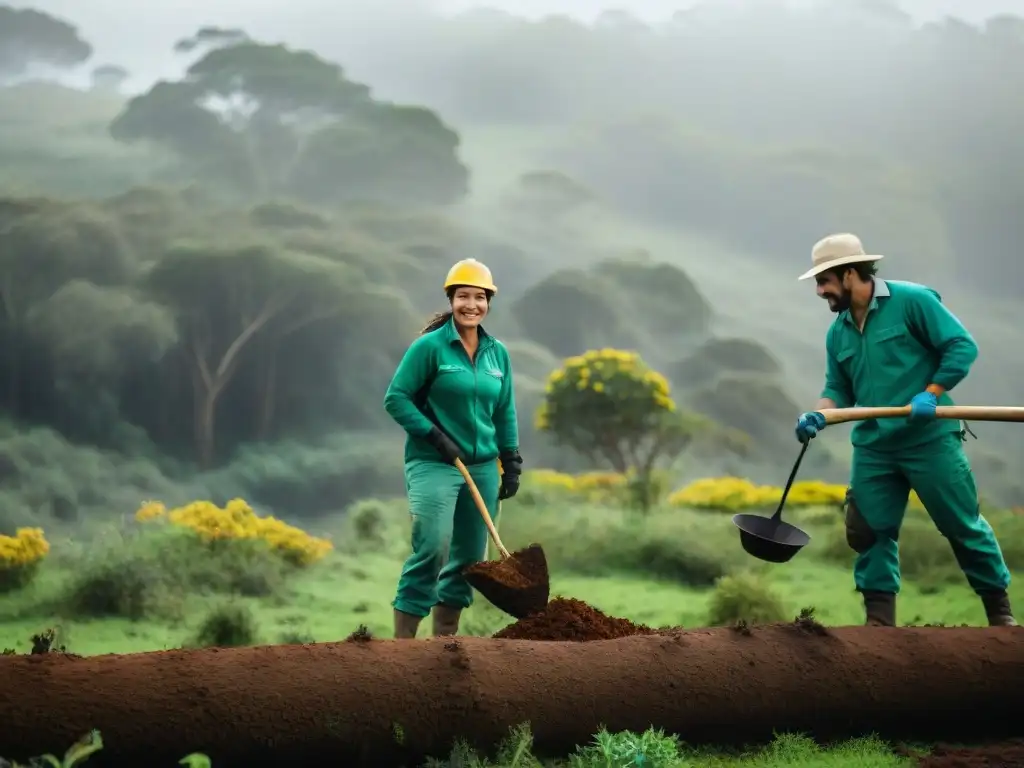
[0,730,212,768]
[60,526,288,620]
[109,38,468,206]
[500,497,741,588]
[346,498,391,547]
[191,602,260,648]
[669,337,781,390]
[571,726,682,768]
[706,571,788,626]
[537,348,740,511]
[0,6,92,76]
[818,506,1024,593]
[512,269,634,359]
[211,432,405,517]
[592,253,711,340]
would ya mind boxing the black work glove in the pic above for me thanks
[425,427,463,465]
[498,450,523,500]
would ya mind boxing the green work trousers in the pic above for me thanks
[392,458,501,618]
[849,433,1011,595]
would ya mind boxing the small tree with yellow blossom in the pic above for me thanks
[536,348,744,511]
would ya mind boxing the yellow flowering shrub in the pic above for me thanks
[536,348,675,434]
[0,527,50,592]
[668,477,927,512]
[525,469,629,503]
[135,498,332,566]
[536,348,726,511]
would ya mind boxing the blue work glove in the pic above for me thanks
[908,391,938,423]
[795,412,827,444]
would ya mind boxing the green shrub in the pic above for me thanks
[60,526,288,620]
[498,503,740,587]
[347,499,390,544]
[706,571,788,626]
[191,603,259,648]
[212,432,405,517]
[817,506,1024,588]
[62,554,164,620]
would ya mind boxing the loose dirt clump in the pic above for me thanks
[464,545,547,589]
[910,740,1024,767]
[492,597,656,641]
[463,544,551,619]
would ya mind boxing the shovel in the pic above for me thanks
[455,458,550,619]
[732,404,1024,563]
[732,441,813,563]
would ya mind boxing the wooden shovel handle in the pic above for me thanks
[818,405,1024,426]
[454,458,511,559]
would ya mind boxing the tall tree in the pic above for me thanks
[144,244,356,467]
[0,5,92,76]
[110,38,468,207]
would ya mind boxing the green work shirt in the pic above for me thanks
[820,279,978,451]
[384,316,519,465]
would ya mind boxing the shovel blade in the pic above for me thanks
[463,543,550,619]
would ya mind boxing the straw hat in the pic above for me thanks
[797,233,884,281]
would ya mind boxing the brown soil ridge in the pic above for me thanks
[0,626,1021,767]
[910,740,1024,767]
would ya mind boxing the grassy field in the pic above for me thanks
[4,487,1018,765]
[2,490,1020,656]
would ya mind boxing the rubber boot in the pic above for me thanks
[862,590,896,627]
[980,591,1018,627]
[432,603,462,637]
[393,609,423,639]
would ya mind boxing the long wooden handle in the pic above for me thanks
[819,405,1024,426]
[454,458,511,559]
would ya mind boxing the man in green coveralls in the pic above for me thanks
[794,233,1016,627]
[384,258,522,639]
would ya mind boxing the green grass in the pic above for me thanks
[2,494,1019,654]
[2,725,915,767]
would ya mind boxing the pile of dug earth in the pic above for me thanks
[492,597,657,641]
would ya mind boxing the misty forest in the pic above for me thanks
[2,1,1024,765]
[0,0,1023,663]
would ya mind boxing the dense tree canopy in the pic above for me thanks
[0,5,92,77]
[109,36,469,207]
[315,3,1024,293]
[0,3,1022,510]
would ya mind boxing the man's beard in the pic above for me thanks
[826,290,852,313]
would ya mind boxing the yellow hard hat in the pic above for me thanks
[443,259,497,294]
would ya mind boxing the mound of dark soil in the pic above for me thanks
[492,597,655,641]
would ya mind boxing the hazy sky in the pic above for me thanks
[16,0,1020,93]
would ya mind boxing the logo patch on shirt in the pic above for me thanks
[438,364,464,373]
[486,368,504,379]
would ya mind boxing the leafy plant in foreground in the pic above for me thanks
[570,726,682,768]
[0,731,212,768]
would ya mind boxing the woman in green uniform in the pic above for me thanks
[383,258,523,638]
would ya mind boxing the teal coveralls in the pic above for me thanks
[383,317,519,618]
[821,279,1011,596]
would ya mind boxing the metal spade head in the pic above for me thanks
[732,512,811,563]
[463,543,550,619]
[731,440,812,563]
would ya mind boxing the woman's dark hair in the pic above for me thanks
[420,310,454,335]
[419,285,494,335]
